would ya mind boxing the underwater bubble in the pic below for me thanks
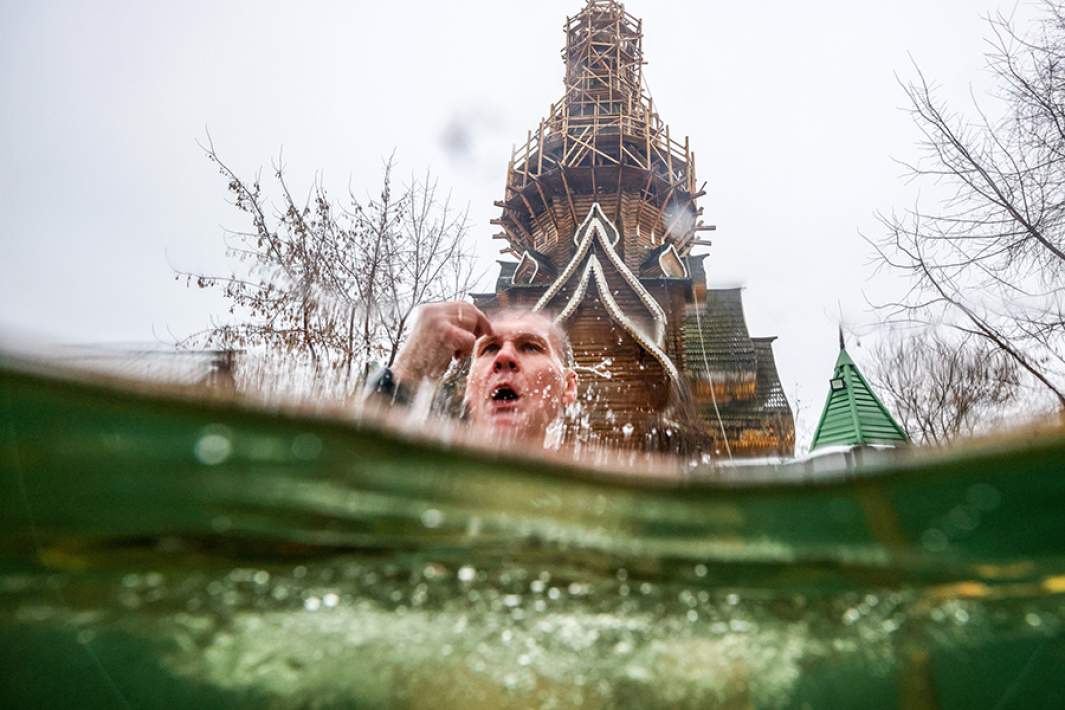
[967,483,1001,511]
[303,596,321,612]
[694,563,708,578]
[1026,612,1043,627]
[322,592,339,608]
[729,618,751,633]
[465,516,483,537]
[194,425,233,465]
[291,433,322,461]
[947,506,979,532]
[457,565,477,583]
[421,563,447,581]
[921,528,948,552]
[420,508,445,528]
[843,608,861,625]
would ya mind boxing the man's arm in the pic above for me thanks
[364,302,492,404]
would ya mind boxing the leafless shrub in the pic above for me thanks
[870,2,1065,407]
[176,135,478,400]
[870,330,1021,445]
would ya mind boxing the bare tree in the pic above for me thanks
[870,330,1020,445]
[870,2,1065,407]
[176,136,478,398]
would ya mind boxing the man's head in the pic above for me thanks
[463,309,578,441]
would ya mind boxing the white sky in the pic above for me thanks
[0,0,1039,445]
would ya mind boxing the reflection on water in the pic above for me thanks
[3,358,1065,708]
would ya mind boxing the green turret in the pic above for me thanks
[810,330,908,451]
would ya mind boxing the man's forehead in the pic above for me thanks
[488,312,554,337]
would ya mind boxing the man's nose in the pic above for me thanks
[492,342,520,372]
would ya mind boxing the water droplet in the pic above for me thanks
[1026,612,1043,627]
[694,563,708,578]
[304,596,321,611]
[843,608,861,625]
[322,592,339,608]
[622,423,634,438]
[194,426,232,465]
[420,509,445,528]
[458,565,477,583]
[291,433,322,461]
[921,528,948,552]
[967,483,1001,511]
[728,618,751,633]
[421,563,447,581]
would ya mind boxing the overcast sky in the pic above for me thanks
[0,0,1040,445]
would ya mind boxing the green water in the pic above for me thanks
[3,358,1065,708]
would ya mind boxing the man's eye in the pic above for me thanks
[521,342,544,352]
[481,343,500,355]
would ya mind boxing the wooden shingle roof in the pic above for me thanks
[683,287,758,378]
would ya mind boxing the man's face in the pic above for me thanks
[464,312,577,442]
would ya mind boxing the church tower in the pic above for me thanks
[473,1,794,457]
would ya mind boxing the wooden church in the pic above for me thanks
[472,0,794,458]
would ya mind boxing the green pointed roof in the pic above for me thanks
[810,345,908,451]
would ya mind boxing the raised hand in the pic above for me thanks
[391,302,493,384]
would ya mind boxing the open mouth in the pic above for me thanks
[490,385,520,402]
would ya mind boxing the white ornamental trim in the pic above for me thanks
[658,244,688,278]
[550,254,683,389]
[512,250,540,285]
[536,203,668,346]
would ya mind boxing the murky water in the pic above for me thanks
[3,360,1065,708]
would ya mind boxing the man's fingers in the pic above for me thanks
[443,325,477,358]
[471,307,493,337]
[452,304,493,338]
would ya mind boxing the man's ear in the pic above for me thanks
[562,368,578,406]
